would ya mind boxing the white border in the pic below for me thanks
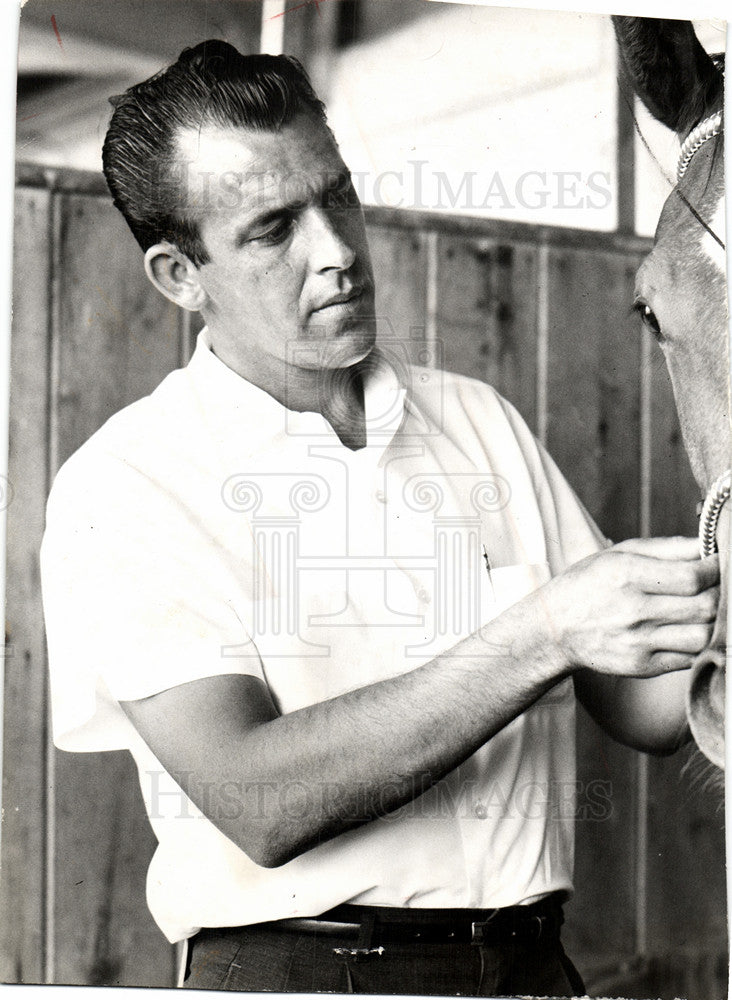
[0,3,729,1000]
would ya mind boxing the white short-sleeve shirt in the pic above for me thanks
[41,330,605,943]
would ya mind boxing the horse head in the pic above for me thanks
[613,17,728,769]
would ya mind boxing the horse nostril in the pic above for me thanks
[687,648,726,770]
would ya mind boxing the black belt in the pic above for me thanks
[266,893,565,945]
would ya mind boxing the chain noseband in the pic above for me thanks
[677,109,723,182]
[698,470,731,558]
[677,53,724,182]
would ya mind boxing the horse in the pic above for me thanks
[612,16,728,770]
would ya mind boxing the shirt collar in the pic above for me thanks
[185,327,424,460]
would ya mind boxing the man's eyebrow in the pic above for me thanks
[324,169,353,190]
[230,169,353,244]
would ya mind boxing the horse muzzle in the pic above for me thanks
[687,502,728,770]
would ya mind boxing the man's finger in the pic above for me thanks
[649,623,715,655]
[642,588,719,624]
[645,651,696,676]
[614,536,701,560]
[638,553,719,595]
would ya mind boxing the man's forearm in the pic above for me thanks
[124,592,570,868]
[245,608,570,864]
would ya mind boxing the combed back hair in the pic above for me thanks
[102,40,328,265]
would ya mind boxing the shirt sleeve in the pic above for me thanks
[41,450,264,753]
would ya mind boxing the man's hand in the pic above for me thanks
[537,536,719,678]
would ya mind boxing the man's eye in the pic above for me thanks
[252,216,293,244]
[633,300,663,341]
[324,177,358,211]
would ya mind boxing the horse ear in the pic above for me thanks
[612,16,723,137]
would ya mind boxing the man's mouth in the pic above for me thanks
[311,287,364,314]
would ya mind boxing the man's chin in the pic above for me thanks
[290,327,377,370]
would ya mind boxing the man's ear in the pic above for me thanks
[144,243,207,312]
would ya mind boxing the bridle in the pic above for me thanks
[699,470,731,558]
[677,109,723,181]
[676,51,724,183]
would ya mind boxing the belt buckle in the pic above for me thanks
[471,909,548,944]
[471,909,499,945]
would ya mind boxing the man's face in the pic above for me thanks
[176,113,376,392]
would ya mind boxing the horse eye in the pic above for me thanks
[634,301,663,341]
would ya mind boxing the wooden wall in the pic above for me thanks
[1,164,726,998]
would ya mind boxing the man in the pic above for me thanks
[41,40,718,997]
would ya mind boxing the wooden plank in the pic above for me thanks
[431,233,537,426]
[0,187,52,985]
[366,224,428,366]
[52,753,166,987]
[615,63,636,234]
[544,246,642,965]
[51,192,181,986]
[645,751,727,951]
[583,948,727,999]
[363,203,653,255]
[53,193,181,464]
[15,163,110,197]
[544,247,642,538]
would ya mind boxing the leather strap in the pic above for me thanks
[270,894,564,945]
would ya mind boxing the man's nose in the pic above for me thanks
[304,207,356,272]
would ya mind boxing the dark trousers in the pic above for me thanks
[183,903,586,997]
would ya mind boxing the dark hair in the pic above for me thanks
[102,40,328,265]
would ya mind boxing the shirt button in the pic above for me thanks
[417,589,431,604]
[375,489,386,503]
[474,804,488,820]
